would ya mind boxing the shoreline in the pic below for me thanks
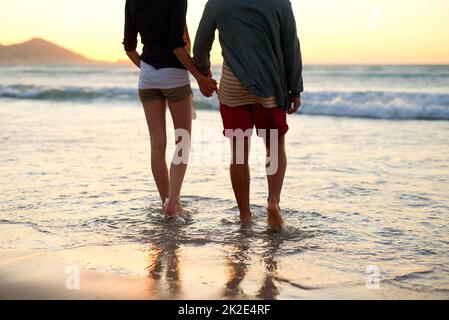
[1,245,445,300]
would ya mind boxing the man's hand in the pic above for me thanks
[198,74,218,97]
[287,96,301,114]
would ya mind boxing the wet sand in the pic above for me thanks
[1,244,444,300]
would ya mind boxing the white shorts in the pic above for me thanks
[139,60,190,90]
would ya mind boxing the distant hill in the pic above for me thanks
[0,38,101,65]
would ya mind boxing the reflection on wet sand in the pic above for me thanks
[145,222,285,300]
[223,228,251,298]
[146,222,183,298]
[223,227,283,300]
[257,236,283,300]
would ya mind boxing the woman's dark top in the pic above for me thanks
[123,0,187,70]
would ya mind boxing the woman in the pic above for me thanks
[123,0,217,217]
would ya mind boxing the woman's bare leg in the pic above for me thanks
[142,99,169,206]
[165,95,193,216]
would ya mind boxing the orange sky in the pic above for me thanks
[1,0,449,64]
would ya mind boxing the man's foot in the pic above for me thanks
[267,201,283,232]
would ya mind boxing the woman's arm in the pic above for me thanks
[173,47,217,97]
[123,2,140,68]
[169,0,217,96]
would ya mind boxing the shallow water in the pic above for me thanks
[1,98,449,298]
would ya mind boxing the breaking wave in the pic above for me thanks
[1,84,449,120]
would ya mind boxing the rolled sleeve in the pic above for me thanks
[123,2,138,51]
[280,1,304,96]
[168,0,187,51]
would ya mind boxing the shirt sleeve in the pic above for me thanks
[168,0,188,51]
[193,1,217,76]
[122,1,138,52]
[280,1,304,96]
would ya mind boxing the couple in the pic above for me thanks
[123,0,303,231]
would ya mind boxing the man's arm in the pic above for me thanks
[280,1,303,113]
[193,1,217,76]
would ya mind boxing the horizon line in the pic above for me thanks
[2,37,449,67]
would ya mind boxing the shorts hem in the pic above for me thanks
[139,85,192,103]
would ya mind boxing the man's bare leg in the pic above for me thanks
[230,138,252,223]
[266,135,286,231]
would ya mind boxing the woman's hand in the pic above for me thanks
[126,51,141,69]
[172,47,218,97]
[197,74,218,97]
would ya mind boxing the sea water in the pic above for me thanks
[1,64,449,299]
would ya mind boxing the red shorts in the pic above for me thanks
[220,102,289,139]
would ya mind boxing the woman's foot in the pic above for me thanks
[165,200,177,218]
[267,200,283,232]
[162,198,169,209]
[240,213,252,225]
[164,196,183,218]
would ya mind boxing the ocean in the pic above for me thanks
[1,64,449,299]
[1,64,449,119]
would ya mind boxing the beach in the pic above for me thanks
[1,244,445,300]
[1,65,449,299]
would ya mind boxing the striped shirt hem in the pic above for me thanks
[218,62,278,108]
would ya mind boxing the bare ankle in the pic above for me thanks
[267,204,283,232]
[240,212,252,224]
[268,197,280,207]
[167,194,181,205]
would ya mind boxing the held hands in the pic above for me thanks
[197,73,218,97]
[171,46,218,97]
[287,96,301,114]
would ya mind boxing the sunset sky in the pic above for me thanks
[1,0,448,64]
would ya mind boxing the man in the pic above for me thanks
[194,0,303,231]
